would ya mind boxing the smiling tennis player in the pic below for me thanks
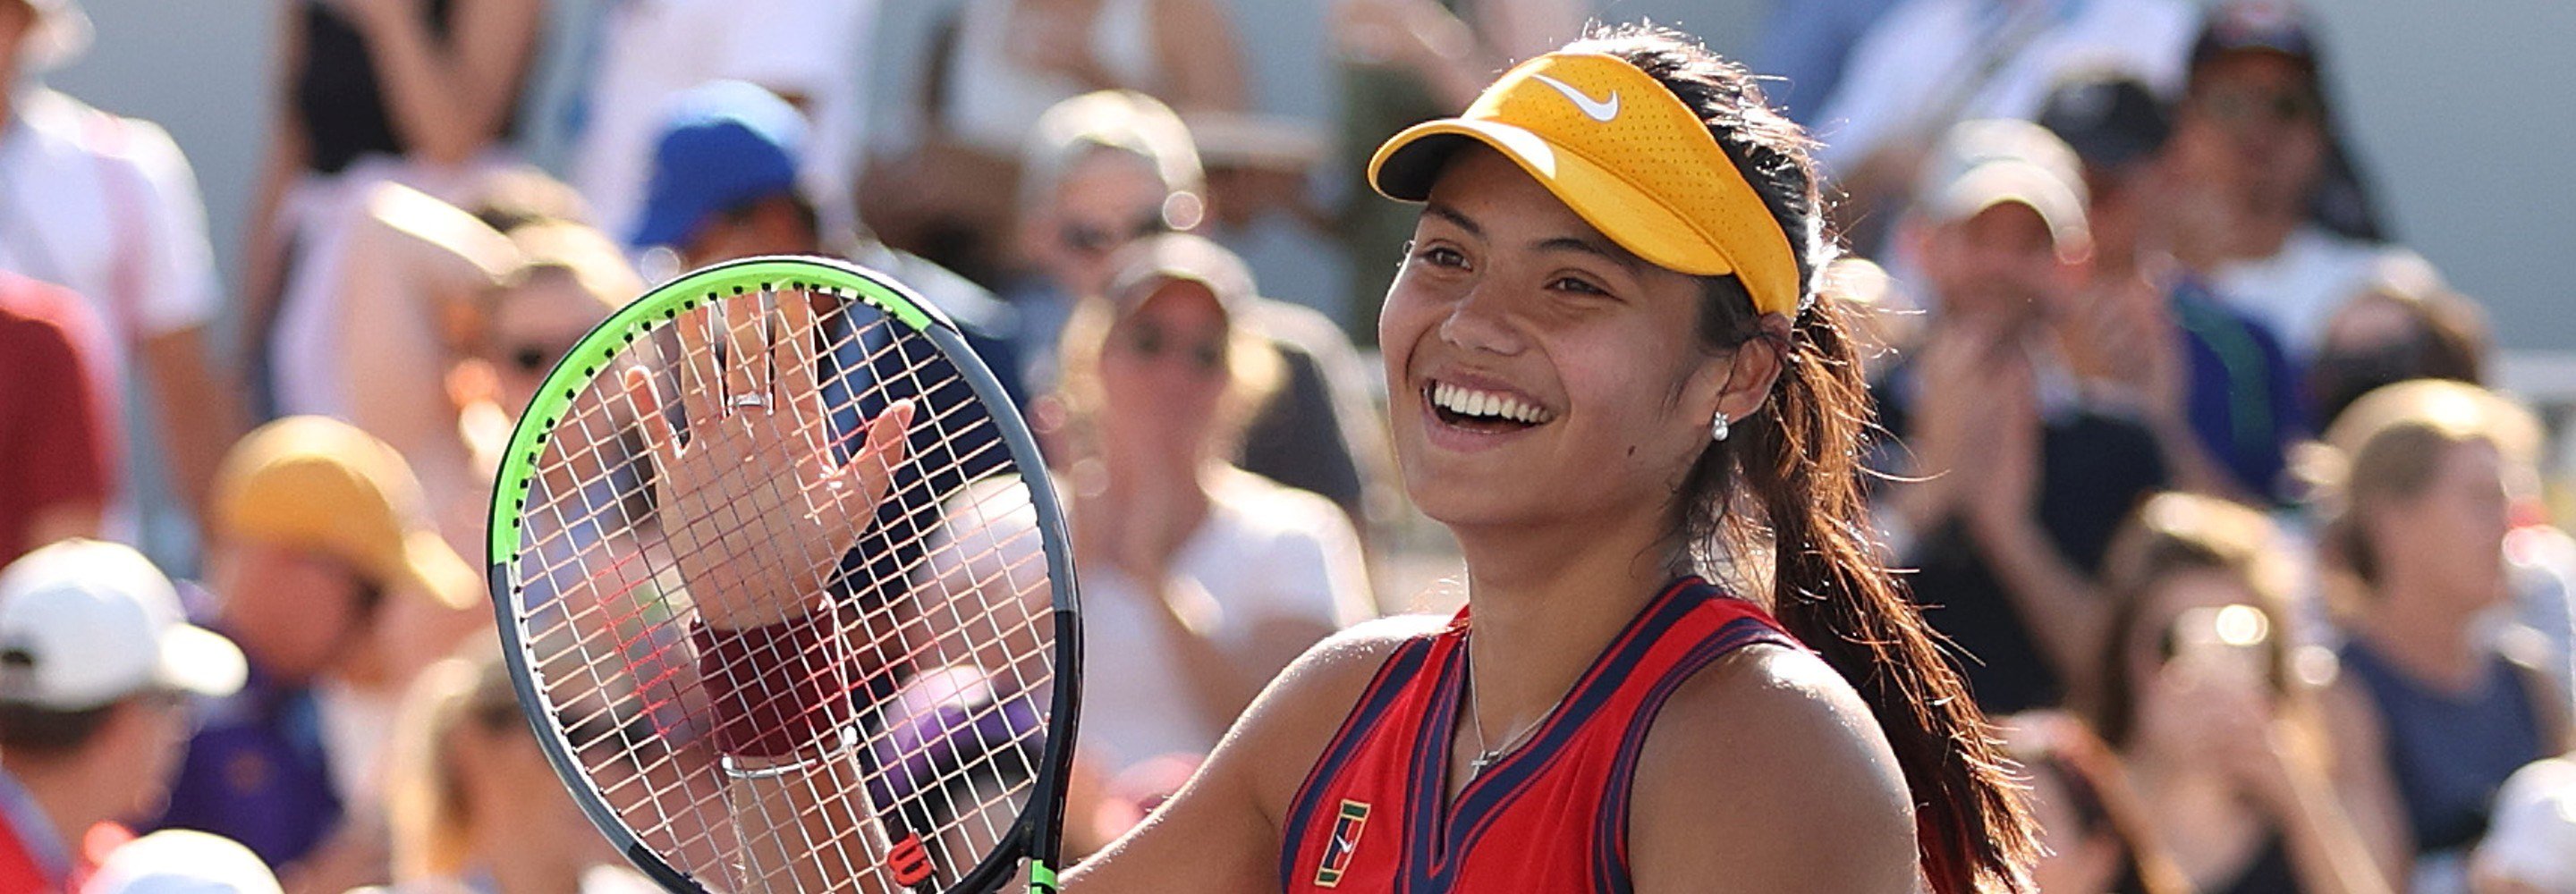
[664,23,2035,894]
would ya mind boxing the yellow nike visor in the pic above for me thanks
[1368,51,1804,317]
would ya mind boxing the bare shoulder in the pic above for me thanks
[1628,644,1918,894]
[1063,615,1443,893]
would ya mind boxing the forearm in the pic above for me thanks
[1139,574,1271,736]
[2146,413,2250,502]
[350,5,517,165]
[698,612,897,893]
[1965,510,2106,692]
[2263,752,2398,894]
[142,329,247,525]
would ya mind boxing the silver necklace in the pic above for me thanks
[1464,638,1553,776]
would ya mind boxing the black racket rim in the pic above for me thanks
[484,255,1084,894]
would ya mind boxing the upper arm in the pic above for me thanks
[1066,618,1435,893]
[1149,0,1245,110]
[2319,674,2413,880]
[1629,645,1919,894]
[453,0,546,122]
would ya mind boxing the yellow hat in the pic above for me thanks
[1368,51,1803,316]
[213,417,480,611]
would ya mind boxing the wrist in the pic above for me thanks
[692,609,861,759]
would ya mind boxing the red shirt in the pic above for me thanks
[0,273,117,565]
[1279,578,1798,893]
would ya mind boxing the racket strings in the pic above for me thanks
[507,286,1060,892]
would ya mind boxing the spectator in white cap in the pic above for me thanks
[80,829,281,894]
[0,539,246,891]
[2475,756,2576,894]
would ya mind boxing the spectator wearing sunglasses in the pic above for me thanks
[2165,0,2404,361]
[2083,492,2405,894]
[1046,233,1372,827]
[1014,90,1393,538]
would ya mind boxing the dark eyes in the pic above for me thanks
[1549,276,1608,296]
[1413,243,1468,269]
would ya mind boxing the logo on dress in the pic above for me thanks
[1314,799,1372,888]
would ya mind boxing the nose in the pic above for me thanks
[1436,282,1527,357]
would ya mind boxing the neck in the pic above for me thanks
[1452,507,1680,738]
[2359,578,2485,690]
[473,820,585,894]
[2226,200,2302,261]
[1,755,106,856]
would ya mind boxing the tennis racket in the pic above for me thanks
[486,256,1081,894]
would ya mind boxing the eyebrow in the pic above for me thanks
[1420,202,1483,239]
[1536,233,1648,274]
[1422,201,1647,273]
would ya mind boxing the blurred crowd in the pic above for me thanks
[0,0,2571,891]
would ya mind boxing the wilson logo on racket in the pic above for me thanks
[888,832,934,887]
[1312,799,1372,888]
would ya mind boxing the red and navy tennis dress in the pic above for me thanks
[1279,577,1800,892]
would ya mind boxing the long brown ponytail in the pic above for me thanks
[1570,24,2037,892]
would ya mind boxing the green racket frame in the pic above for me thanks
[485,256,1084,893]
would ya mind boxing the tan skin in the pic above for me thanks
[2,693,192,852]
[1894,202,2111,696]
[2119,569,2403,893]
[1073,279,1344,734]
[240,0,540,369]
[2330,442,2575,815]
[2167,53,2329,266]
[641,145,1919,890]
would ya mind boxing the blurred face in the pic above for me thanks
[2123,569,2275,756]
[487,275,612,416]
[2369,440,2512,612]
[459,714,610,867]
[1918,202,2078,328]
[210,545,378,682]
[2082,158,2169,266]
[2176,53,2326,214]
[102,692,193,822]
[1038,153,1173,297]
[1380,148,1746,533]
[1097,280,1229,468]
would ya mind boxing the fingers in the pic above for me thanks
[724,290,769,404]
[623,367,680,470]
[674,305,723,423]
[847,400,918,511]
[776,288,826,405]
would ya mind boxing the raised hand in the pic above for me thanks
[624,293,914,630]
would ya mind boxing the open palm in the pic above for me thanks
[624,294,914,630]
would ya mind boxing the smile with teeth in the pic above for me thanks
[1428,381,1555,426]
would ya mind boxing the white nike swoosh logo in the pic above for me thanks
[1333,833,1355,855]
[1531,73,1620,122]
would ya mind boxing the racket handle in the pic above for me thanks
[691,611,859,758]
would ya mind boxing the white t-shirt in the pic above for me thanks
[2209,224,2396,362]
[1811,0,2198,171]
[938,0,1158,156]
[1075,468,1372,772]
[570,0,875,240]
[0,89,220,359]
[0,88,222,547]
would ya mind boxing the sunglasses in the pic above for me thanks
[2195,87,2321,127]
[1119,323,1225,375]
[505,340,583,374]
[1060,214,1169,257]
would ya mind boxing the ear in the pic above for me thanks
[1703,314,1792,426]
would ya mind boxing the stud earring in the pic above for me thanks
[1710,411,1731,443]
